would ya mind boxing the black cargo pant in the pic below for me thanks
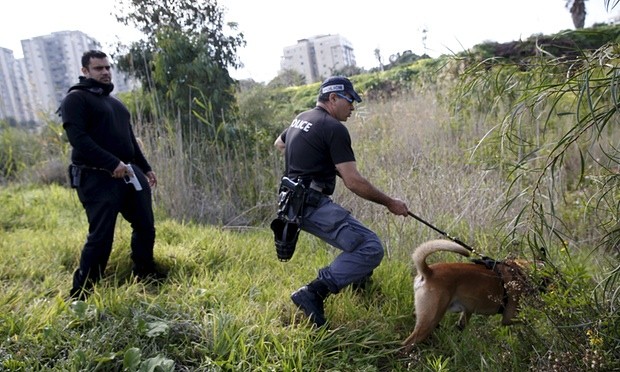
[72,166,156,293]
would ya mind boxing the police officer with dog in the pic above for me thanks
[273,76,409,327]
[60,50,164,300]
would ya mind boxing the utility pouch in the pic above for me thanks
[68,164,82,188]
[305,188,323,207]
[270,218,300,262]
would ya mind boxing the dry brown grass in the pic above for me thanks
[336,92,513,259]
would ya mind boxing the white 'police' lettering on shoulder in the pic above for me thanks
[290,119,313,132]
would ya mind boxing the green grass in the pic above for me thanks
[0,184,616,371]
[2,47,619,370]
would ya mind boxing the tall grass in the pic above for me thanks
[0,182,614,370]
[448,43,620,370]
[1,83,618,369]
[1,48,618,369]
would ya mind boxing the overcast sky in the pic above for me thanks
[0,0,617,82]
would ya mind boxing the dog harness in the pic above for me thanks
[472,257,510,314]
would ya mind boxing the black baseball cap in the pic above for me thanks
[319,76,362,103]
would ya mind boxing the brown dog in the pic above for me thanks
[402,239,538,352]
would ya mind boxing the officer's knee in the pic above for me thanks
[361,238,384,267]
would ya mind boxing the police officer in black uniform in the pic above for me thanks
[274,76,409,327]
[60,50,164,300]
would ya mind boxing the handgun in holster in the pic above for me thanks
[271,176,306,262]
[276,176,306,223]
[68,164,82,188]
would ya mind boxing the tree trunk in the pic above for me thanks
[570,0,586,29]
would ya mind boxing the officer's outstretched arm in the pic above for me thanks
[336,161,408,216]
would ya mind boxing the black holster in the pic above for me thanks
[271,177,306,262]
[276,176,306,223]
[270,218,300,262]
[68,164,82,188]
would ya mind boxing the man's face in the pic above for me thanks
[332,92,355,122]
[82,57,112,84]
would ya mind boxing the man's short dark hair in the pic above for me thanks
[81,50,107,68]
[318,92,331,103]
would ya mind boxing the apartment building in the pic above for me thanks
[0,30,136,126]
[21,31,100,118]
[280,34,356,83]
[14,58,38,124]
[0,48,21,124]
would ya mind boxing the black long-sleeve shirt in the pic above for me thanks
[60,77,151,174]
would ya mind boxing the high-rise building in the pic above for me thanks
[14,58,37,124]
[0,47,38,125]
[0,30,134,126]
[280,34,356,83]
[21,31,101,118]
[0,47,22,124]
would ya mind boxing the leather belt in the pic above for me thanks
[309,180,325,194]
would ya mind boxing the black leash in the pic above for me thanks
[407,211,486,258]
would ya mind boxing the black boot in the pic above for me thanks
[291,279,330,327]
[132,263,167,283]
[350,270,374,292]
[68,286,90,301]
[69,269,95,301]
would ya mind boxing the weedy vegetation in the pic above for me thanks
[0,26,619,371]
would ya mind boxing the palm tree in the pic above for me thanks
[567,0,586,28]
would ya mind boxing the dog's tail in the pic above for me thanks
[412,239,471,277]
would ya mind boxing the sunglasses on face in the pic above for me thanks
[336,93,354,104]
